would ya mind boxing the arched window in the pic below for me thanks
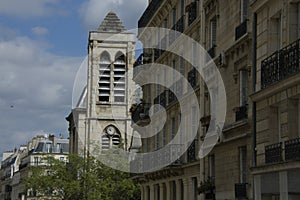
[101,125,121,151]
[99,51,111,102]
[113,51,126,102]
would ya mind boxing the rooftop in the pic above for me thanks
[97,11,126,33]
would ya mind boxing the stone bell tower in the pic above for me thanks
[86,12,135,154]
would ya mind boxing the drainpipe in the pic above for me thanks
[252,12,257,168]
[252,12,257,200]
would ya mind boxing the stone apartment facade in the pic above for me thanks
[129,0,283,200]
[251,0,300,199]
[67,12,136,157]
[0,135,69,200]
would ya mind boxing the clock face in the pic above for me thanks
[106,126,116,136]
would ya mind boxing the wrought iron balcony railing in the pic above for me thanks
[138,0,163,28]
[235,183,247,199]
[285,138,300,161]
[187,140,196,162]
[131,103,151,124]
[235,20,247,40]
[130,144,183,173]
[169,16,185,45]
[261,39,300,89]
[265,142,283,164]
[235,105,248,121]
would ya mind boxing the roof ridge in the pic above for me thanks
[97,12,126,33]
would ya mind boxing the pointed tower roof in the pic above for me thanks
[97,12,126,33]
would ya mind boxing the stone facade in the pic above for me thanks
[132,0,254,199]
[67,12,136,157]
[251,0,300,199]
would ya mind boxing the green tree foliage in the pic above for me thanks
[25,154,140,200]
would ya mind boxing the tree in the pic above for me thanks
[25,154,140,200]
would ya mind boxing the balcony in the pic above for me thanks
[234,105,248,121]
[138,0,163,28]
[187,140,196,162]
[131,103,151,124]
[261,39,300,89]
[188,68,197,89]
[235,183,247,199]
[169,16,185,45]
[130,144,183,173]
[186,2,197,26]
[207,45,216,60]
[265,142,283,164]
[235,20,247,40]
[285,138,300,161]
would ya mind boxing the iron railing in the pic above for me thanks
[235,183,247,199]
[235,105,248,121]
[261,39,300,89]
[265,142,283,164]
[235,20,247,40]
[131,103,151,123]
[285,138,300,161]
[138,0,163,28]
[187,140,196,162]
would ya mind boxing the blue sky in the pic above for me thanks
[0,0,147,159]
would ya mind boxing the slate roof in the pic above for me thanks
[98,12,126,33]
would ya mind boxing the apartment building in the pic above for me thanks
[0,135,69,200]
[131,0,254,199]
[251,0,300,199]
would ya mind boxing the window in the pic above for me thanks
[270,12,282,51]
[172,8,177,25]
[239,146,247,183]
[179,56,184,76]
[240,0,249,22]
[239,70,248,106]
[156,184,160,200]
[181,0,185,16]
[192,106,197,136]
[146,138,151,152]
[180,179,184,200]
[155,127,160,150]
[171,117,176,139]
[34,157,39,166]
[172,60,176,83]
[99,51,111,102]
[156,74,161,96]
[114,52,126,102]
[171,181,176,200]
[209,154,215,184]
[102,135,110,151]
[192,177,198,200]
[210,18,217,48]
[162,126,167,146]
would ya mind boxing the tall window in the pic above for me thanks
[99,51,111,102]
[162,126,167,146]
[34,157,39,166]
[155,127,160,150]
[270,12,282,51]
[240,0,249,22]
[114,52,126,102]
[239,146,247,183]
[192,106,197,137]
[171,117,176,139]
[172,60,176,83]
[239,70,248,106]
[210,18,217,48]
[172,8,177,25]
[181,0,185,16]
[171,181,176,200]
[209,154,215,184]
[192,177,198,200]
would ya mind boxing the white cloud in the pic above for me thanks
[31,26,49,36]
[0,35,84,155]
[79,0,148,30]
[0,0,62,18]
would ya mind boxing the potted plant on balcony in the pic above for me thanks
[200,115,211,127]
[198,177,215,194]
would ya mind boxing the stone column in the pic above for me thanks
[175,179,181,200]
[149,184,155,200]
[165,181,171,200]
[279,171,288,200]
[183,178,190,200]
[159,183,164,200]
[141,185,145,200]
[254,175,261,200]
